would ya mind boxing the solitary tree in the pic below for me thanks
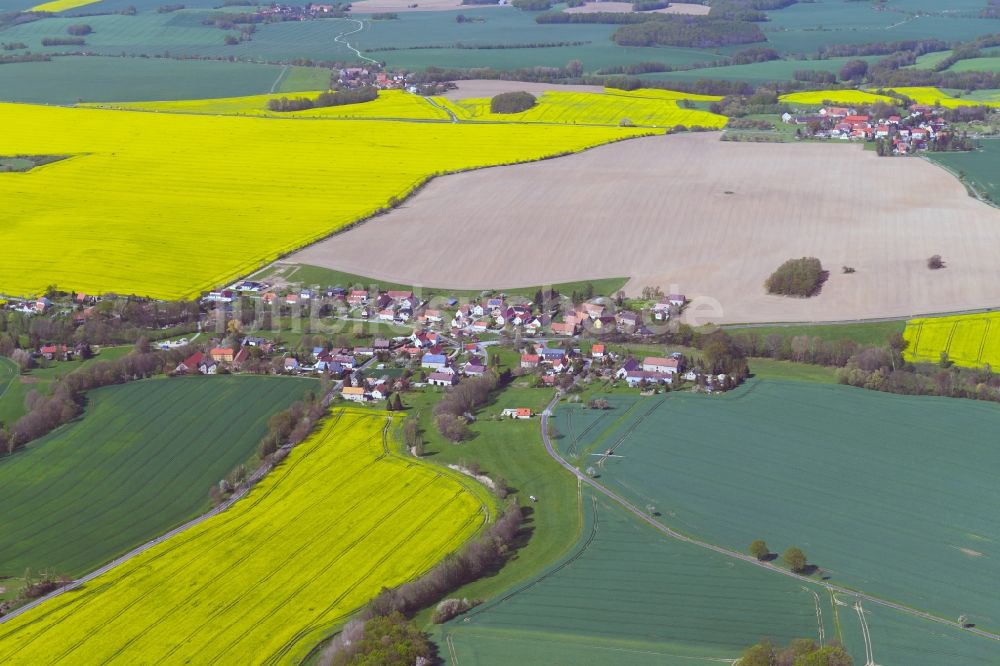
[783,547,808,573]
[927,254,945,269]
[749,540,769,560]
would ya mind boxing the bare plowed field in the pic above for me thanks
[288,133,1000,323]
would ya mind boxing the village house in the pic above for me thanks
[284,357,300,372]
[342,386,367,402]
[39,344,72,361]
[521,353,540,369]
[427,371,459,387]
[501,408,533,419]
[464,363,487,376]
[591,344,605,359]
[550,322,577,336]
[421,353,448,370]
[643,356,680,374]
[667,294,686,308]
[624,370,673,387]
[210,347,235,364]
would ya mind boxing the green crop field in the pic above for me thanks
[552,380,1000,634]
[0,346,133,428]
[903,311,1000,368]
[439,494,833,664]
[0,375,315,583]
[722,320,905,347]
[642,56,882,86]
[0,56,329,104]
[926,139,1000,204]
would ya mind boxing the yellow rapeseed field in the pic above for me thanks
[0,102,651,299]
[86,89,451,120]
[778,89,896,106]
[432,90,726,128]
[886,86,998,108]
[29,0,100,11]
[605,87,723,102]
[0,408,489,665]
[904,312,1000,369]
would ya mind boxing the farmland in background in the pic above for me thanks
[926,139,1000,204]
[0,375,314,586]
[0,408,488,664]
[0,56,329,105]
[551,380,1000,633]
[89,88,450,119]
[438,494,833,665]
[779,89,895,107]
[0,101,652,299]
[640,56,883,86]
[903,311,1000,368]
[432,90,726,127]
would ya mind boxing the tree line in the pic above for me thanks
[267,87,377,112]
[0,341,185,457]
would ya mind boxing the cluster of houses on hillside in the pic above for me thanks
[783,103,953,153]
[208,280,687,341]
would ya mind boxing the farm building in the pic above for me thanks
[642,357,680,374]
[501,408,533,419]
[342,386,367,402]
[427,372,458,387]
[421,353,448,370]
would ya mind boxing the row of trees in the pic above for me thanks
[741,638,853,666]
[0,341,179,457]
[366,505,523,618]
[433,369,508,442]
[256,391,326,458]
[266,87,378,112]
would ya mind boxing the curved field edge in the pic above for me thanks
[0,103,657,300]
[435,492,835,664]
[0,407,493,665]
[0,375,317,580]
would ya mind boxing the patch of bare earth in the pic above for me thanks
[564,1,708,14]
[286,133,1000,324]
[440,79,605,100]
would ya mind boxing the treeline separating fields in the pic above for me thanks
[432,89,726,127]
[0,102,652,299]
[0,375,313,579]
[0,408,488,664]
[552,380,1000,634]
[89,88,450,119]
[903,311,1000,368]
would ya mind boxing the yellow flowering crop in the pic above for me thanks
[432,90,726,128]
[0,408,489,665]
[886,87,997,108]
[86,89,451,120]
[605,87,724,102]
[29,0,100,11]
[0,102,651,299]
[778,89,896,106]
[904,312,1000,369]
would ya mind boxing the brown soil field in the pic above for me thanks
[286,133,1000,324]
[564,1,709,14]
[441,80,605,100]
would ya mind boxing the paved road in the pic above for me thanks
[538,392,1000,644]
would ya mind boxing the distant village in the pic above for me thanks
[782,102,967,154]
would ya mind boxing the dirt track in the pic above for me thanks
[287,133,1000,324]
